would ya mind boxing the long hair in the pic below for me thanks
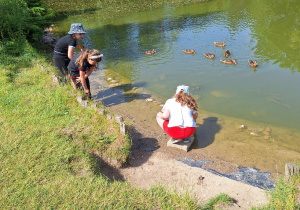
[175,91,198,111]
[75,49,102,69]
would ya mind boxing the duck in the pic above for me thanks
[144,49,156,55]
[220,59,237,65]
[203,53,215,59]
[182,49,196,54]
[224,50,231,57]
[214,41,226,47]
[248,60,258,67]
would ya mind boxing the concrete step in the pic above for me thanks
[167,136,194,152]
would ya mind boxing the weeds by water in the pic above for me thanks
[252,175,300,210]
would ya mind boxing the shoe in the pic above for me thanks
[171,138,182,144]
[183,138,190,143]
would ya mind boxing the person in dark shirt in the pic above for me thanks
[68,49,103,97]
[54,23,86,77]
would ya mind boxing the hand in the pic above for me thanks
[76,77,81,83]
[84,89,90,95]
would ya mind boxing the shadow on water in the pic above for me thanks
[194,117,221,149]
[94,82,151,107]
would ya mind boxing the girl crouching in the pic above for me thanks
[68,49,103,98]
[156,85,198,143]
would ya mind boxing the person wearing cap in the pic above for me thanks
[68,49,103,98]
[54,23,86,77]
[156,85,198,143]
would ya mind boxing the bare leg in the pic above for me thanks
[156,113,165,129]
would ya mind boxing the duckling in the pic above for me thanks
[144,49,156,55]
[182,49,195,54]
[203,53,215,59]
[214,41,226,47]
[220,59,237,65]
[248,60,258,67]
[224,50,231,57]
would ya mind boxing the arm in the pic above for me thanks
[157,109,170,120]
[79,70,89,94]
[68,46,75,60]
[84,66,94,79]
[192,112,198,122]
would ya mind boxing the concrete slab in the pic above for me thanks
[167,136,194,152]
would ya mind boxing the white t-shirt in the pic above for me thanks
[162,98,197,128]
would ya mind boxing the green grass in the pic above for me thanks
[201,193,234,210]
[252,175,300,210]
[0,44,205,209]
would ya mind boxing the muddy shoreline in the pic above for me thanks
[89,69,300,182]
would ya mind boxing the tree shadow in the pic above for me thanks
[193,117,222,148]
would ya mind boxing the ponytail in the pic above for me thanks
[75,49,102,68]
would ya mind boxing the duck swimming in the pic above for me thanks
[224,50,231,57]
[220,59,237,65]
[144,49,156,55]
[248,60,258,67]
[203,53,215,59]
[214,41,226,47]
[182,49,195,54]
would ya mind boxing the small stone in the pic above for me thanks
[146,98,153,102]
[250,132,260,137]
[91,103,97,109]
[107,77,112,81]
[240,124,246,128]
[80,100,88,108]
[107,114,113,120]
[52,75,59,83]
[109,84,118,88]
[115,115,123,123]
[120,122,126,135]
[77,96,83,103]
[98,108,105,115]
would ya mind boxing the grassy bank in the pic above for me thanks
[0,45,200,208]
[0,43,239,209]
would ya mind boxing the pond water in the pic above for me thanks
[48,0,300,154]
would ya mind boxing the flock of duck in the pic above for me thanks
[144,41,258,67]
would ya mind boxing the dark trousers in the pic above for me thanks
[54,53,70,77]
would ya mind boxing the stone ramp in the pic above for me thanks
[167,136,194,152]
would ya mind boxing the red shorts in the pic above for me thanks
[163,120,196,139]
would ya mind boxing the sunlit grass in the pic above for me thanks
[252,175,300,210]
[0,46,204,209]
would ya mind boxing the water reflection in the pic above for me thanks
[48,0,300,131]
